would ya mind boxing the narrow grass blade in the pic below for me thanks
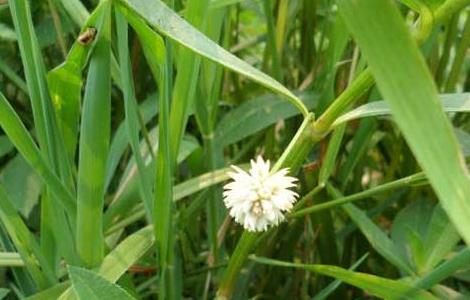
[0,93,75,219]
[76,0,111,268]
[327,184,414,275]
[0,185,56,289]
[168,0,208,160]
[0,252,23,267]
[337,0,470,247]
[55,0,89,27]
[115,11,154,221]
[415,248,470,290]
[104,97,157,190]
[250,256,438,300]
[10,0,76,270]
[312,254,368,300]
[116,0,309,116]
[333,93,470,126]
[104,165,237,233]
[0,58,28,94]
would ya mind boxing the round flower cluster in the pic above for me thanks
[223,156,298,232]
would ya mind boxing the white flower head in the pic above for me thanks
[223,156,299,232]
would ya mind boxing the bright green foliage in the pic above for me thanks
[0,0,469,299]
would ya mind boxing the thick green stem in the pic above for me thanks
[216,232,258,299]
[313,70,374,134]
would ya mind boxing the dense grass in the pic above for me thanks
[0,0,469,299]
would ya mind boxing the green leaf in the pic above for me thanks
[116,10,154,222]
[0,58,28,94]
[421,206,460,272]
[415,248,470,290]
[391,198,434,270]
[55,0,89,26]
[24,283,70,300]
[312,254,368,300]
[68,266,137,300]
[328,184,414,274]
[116,0,308,116]
[0,155,42,218]
[0,93,76,219]
[215,92,318,147]
[455,128,470,157]
[104,97,158,190]
[76,0,112,268]
[0,252,23,267]
[337,0,470,248]
[0,288,8,299]
[59,226,154,300]
[0,135,14,158]
[168,0,208,161]
[0,185,56,288]
[251,256,438,300]
[343,203,414,274]
[333,93,470,126]
[47,2,108,161]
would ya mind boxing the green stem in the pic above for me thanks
[313,70,374,134]
[434,0,470,24]
[290,172,426,218]
[216,232,259,299]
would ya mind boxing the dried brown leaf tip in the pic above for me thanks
[78,27,98,45]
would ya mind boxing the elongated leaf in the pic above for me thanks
[215,92,317,146]
[0,93,75,218]
[251,256,437,300]
[103,134,199,230]
[76,0,111,267]
[68,266,136,300]
[55,0,89,26]
[0,252,23,267]
[312,254,368,300]
[47,2,107,160]
[24,283,70,300]
[0,185,56,288]
[169,0,208,162]
[342,203,414,274]
[333,93,470,126]
[10,0,76,270]
[327,184,414,274]
[116,0,308,116]
[337,0,470,248]
[104,97,158,190]
[116,10,154,222]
